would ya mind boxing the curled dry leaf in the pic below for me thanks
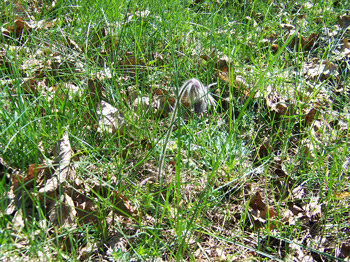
[249,192,278,219]
[12,164,50,191]
[283,203,307,225]
[304,107,317,125]
[336,243,350,259]
[343,38,350,49]
[157,96,175,117]
[342,38,350,57]
[265,91,294,117]
[38,132,75,195]
[75,197,98,225]
[12,208,25,230]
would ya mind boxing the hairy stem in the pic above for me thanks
[157,80,194,181]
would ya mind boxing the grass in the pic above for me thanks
[1,0,350,261]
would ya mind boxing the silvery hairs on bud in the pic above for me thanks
[179,78,216,113]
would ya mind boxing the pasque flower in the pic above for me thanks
[178,78,216,113]
[158,78,216,181]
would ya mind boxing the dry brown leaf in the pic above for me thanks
[112,191,134,217]
[76,198,98,225]
[303,197,322,221]
[38,132,74,195]
[87,78,103,103]
[7,17,32,38]
[304,58,340,81]
[1,27,11,39]
[12,207,25,229]
[12,164,50,191]
[290,33,318,51]
[48,193,77,227]
[78,242,99,261]
[5,1,25,14]
[271,44,279,53]
[119,51,146,74]
[158,96,175,117]
[36,19,57,30]
[300,138,316,159]
[20,77,41,94]
[320,61,339,81]
[258,137,271,158]
[288,203,305,216]
[341,38,350,57]
[96,100,125,135]
[248,192,278,231]
[219,72,252,98]
[338,15,350,29]
[344,38,350,49]
[334,191,350,200]
[249,192,278,219]
[265,91,293,118]
[280,23,295,30]
[304,107,317,125]
[64,34,82,52]
[337,243,350,259]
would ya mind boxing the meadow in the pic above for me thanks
[0,0,349,260]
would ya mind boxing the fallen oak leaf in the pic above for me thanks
[249,192,278,220]
[248,191,278,231]
[76,198,98,225]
